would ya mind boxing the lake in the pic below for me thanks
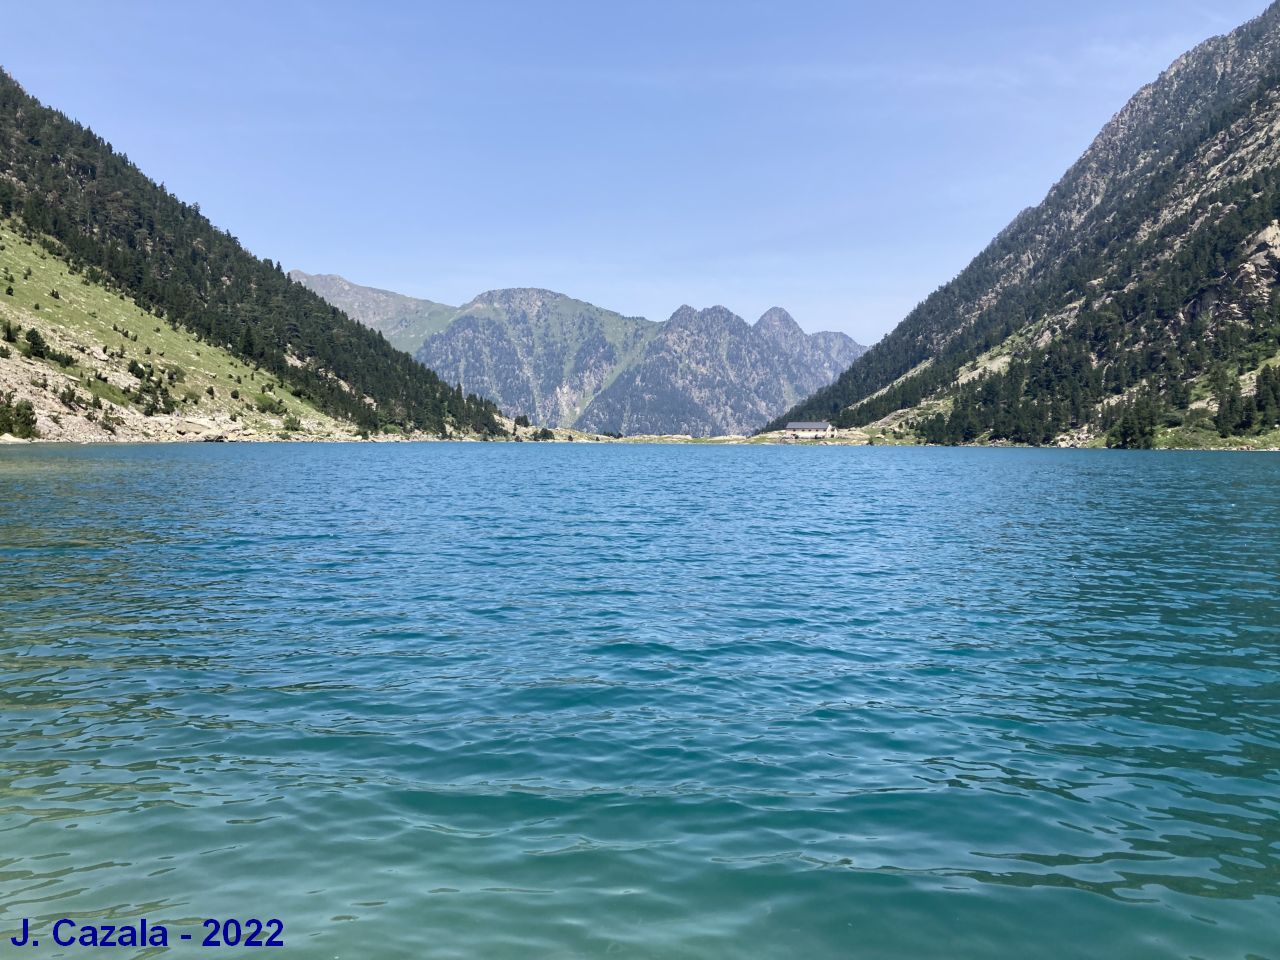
[1,444,1277,959]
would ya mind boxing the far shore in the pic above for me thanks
[3,428,1277,452]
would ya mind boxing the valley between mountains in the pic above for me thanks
[291,275,865,438]
[5,4,1280,448]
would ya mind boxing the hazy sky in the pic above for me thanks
[2,1,1270,341]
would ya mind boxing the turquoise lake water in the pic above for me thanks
[1,444,1278,959]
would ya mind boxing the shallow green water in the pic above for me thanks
[1,444,1278,959]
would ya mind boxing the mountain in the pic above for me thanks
[0,69,500,437]
[286,271,455,355]
[423,295,864,436]
[576,305,864,436]
[411,288,660,430]
[294,274,865,436]
[771,2,1280,449]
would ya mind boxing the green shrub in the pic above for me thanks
[0,390,38,438]
[24,327,47,358]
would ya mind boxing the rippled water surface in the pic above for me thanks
[1,444,1278,959]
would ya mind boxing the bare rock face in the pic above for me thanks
[298,274,867,436]
[420,298,865,437]
[413,289,660,430]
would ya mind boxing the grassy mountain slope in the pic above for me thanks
[287,271,455,355]
[0,68,500,437]
[1,221,350,441]
[770,3,1280,449]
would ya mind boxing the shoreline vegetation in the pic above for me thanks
[3,422,1278,450]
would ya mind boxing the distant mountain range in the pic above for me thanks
[292,273,865,436]
[772,1,1280,449]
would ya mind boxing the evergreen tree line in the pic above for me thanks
[1213,363,1280,437]
[912,162,1280,448]
[0,69,500,435]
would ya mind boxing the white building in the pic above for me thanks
[785,421,834,439]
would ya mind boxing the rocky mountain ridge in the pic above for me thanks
[772,1,1280,449]
[287,272,455,355]
[294,275,865,436]
[575,304,862,436]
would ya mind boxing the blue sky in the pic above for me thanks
[2,1,1270,341]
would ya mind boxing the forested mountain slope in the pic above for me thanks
[0,220,352,441]
[771,3,1280,448]
[0,69,500,436]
